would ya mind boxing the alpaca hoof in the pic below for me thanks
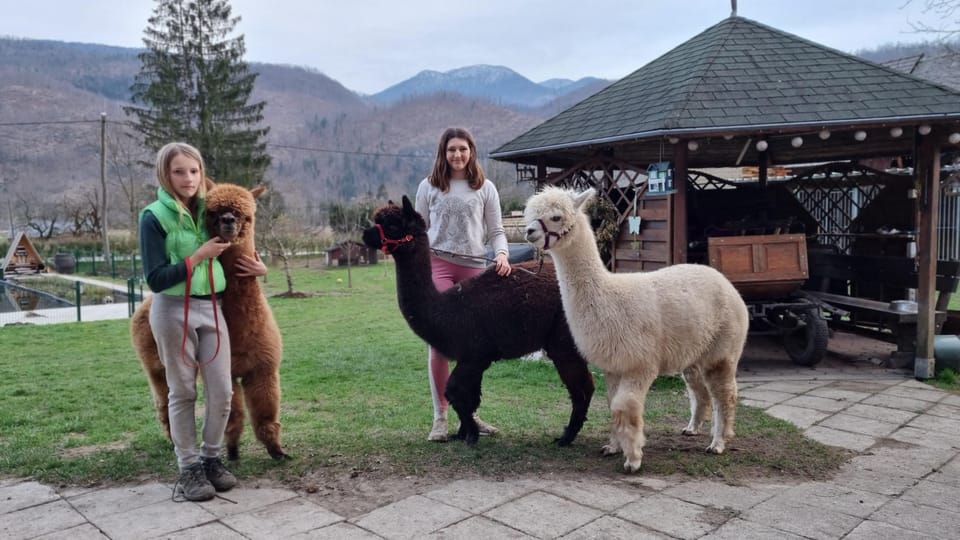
[600,444,621,456]
[270,450,292,461]
[706,442,725,454]
[555,433,574,447]
[682,428,700,436]
[623,459,642,473]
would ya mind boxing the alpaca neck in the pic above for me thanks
[220,241,257,291]
[550,216,609,296]
[391,234,445,330]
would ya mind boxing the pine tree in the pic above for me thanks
[125,0,270,187]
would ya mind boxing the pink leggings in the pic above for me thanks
[428,256,484,419]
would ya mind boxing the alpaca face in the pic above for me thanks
[361,196,423,255]
[523,187,596,251]
[204,184,264,244]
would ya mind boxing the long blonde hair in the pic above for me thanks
[427,127,485,192]
[155,142,208,209]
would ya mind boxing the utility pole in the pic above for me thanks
[100,112,111,257]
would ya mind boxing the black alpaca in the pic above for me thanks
[362,196,595,446]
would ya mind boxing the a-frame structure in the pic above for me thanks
[2,232,47,277]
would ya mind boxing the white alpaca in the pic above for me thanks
[523,187,749,473]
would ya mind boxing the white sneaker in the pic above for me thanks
[473,413,500,436]
[428,417,448,442]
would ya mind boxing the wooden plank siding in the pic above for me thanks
[613,194,672,272]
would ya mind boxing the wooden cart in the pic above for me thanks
[708,233,831,366]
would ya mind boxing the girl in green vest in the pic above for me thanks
[139,142,258,501]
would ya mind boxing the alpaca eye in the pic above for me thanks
[551,216,562,222]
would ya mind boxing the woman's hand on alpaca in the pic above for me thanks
[235,252,267,277]
[493,252,512,276]
[190,237,231,266]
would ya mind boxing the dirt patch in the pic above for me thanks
[61,440,130,459]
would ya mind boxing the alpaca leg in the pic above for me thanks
[600,371,622,456]
[225,380,245,460]
[445,361,486,446]
[681,366,711,436]
[146,363,171,439]
[242,365,288,460]
[704,361,738,454]
[611,376,653,473]
[544,342,595,446]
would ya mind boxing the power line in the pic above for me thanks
[0,119,102,127]
[268,143,430,159]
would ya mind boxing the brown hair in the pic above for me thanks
[427,127,485,192]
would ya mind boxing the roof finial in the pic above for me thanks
[731,0,737,17]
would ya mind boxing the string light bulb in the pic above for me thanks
[687,140,699,151]
[668,137,679,144]
[949,133,960,144]
[791,136,803,148]
[756,140,768,152]
[819,129,831,140]
[854,130,867,141]
[890,127,903,138]
[918,124,932,135]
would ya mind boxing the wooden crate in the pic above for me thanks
[708,234,808,300]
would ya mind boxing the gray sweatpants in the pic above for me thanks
[149,293,232,471]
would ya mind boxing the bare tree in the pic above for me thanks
[908,0,960,41]
[105,122,153,235]
[256,190,317,296]
[17,191,60,239]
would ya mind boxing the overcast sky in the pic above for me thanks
[0,1,951,95]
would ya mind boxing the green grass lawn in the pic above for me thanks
[0,260,849,487]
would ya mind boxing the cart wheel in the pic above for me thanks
[784,306,829,366]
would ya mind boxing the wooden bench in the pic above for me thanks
[804,252,960,364]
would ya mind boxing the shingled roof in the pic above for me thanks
[491,15,960,169]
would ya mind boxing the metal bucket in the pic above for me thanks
[934,335,960,372]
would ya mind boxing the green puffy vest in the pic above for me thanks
[141,188,226,296]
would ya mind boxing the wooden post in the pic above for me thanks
[672,142,688,264]
[915,128,941,379]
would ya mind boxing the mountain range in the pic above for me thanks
[371,64,607,109]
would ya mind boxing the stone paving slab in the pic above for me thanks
[702,517,806,539]
[843,519,942,540]
[740,496,862,540]
[352,494,469,539]
[559,515,669,539]
[222,497,343,538]
[870,498,960,539]
[803,425,878,451]
[484,491,604,539]
[613,493,728,540]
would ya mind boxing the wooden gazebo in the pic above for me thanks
[491,15,960,378]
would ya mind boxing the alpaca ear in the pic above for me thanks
[574,188,597,211]
[401,195,416,216]
[250,185,268,199]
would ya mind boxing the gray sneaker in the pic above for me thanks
[175,463,215,501]
[201,457,237,492]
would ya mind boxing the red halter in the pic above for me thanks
[375,223,413,255]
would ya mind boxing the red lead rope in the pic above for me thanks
[180,256,222,368]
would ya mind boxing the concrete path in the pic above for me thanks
[0,274,146,326]
[2,340,959,538]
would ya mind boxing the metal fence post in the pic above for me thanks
[75,280,82,322]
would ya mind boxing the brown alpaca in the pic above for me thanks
[131,183,288,460]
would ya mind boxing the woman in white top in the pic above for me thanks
[415,126,512,442]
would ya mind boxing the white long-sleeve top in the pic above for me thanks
[415,177,509,269]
